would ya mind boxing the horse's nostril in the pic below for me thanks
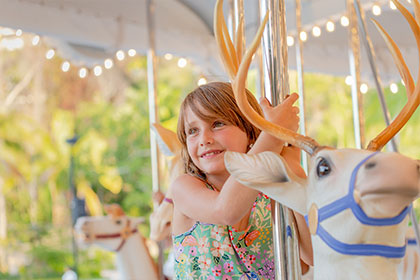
[365,161,376,169]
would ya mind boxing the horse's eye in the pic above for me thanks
[115,220,122,225]
[317,157,331,178]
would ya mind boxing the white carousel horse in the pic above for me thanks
[74,204,159,280]
[214,0,420,279]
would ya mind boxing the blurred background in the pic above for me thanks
[0,0,419,279]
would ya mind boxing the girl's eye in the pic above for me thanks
[213,121,225,128]
[187,128,198,135]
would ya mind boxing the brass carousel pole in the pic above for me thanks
[260,0,301,279]
[146,0,164,279]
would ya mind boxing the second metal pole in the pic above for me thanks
[260,0,301,279]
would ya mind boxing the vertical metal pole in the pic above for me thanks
[256,1,265,100]
[146,1,164,279]
[347,0,365,149]
[352,0,396,151]
[294,0,308,173]
[66,135,81,276]
[260,0,301,279]
[352,0,420,254]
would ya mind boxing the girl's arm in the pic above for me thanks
[281,144,314,267]
[172,93,300,225]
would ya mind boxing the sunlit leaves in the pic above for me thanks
[98,166,123,194]
[77,179,103,216]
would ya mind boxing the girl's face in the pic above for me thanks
[184,106,249,180]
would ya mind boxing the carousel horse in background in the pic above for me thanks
[149,123,183,242]
[74,124,181,280]
[74,204,159,280]
[214,0,420,279]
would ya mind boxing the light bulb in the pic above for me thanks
[299,31,308,42]
[326,21,335,32]
[312,26,321,37]
[340,16,349,27]
[61,61,70,72]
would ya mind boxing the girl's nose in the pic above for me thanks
[199,131,214,146]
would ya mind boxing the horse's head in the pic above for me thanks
[74,204,144,251]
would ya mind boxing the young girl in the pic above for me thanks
[171,82,312,279]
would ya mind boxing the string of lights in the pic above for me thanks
[0,0,413,90]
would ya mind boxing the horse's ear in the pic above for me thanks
[104,204,125,218]
[151,123,182,156]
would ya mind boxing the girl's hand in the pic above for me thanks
[259,92,300,132]
[253,93,300,153]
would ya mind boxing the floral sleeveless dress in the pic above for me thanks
[173,193,274,280]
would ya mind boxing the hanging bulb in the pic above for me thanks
[340,16,349,27]
[287,35,294,46]
[360,83,368,94]
[326,21,335,32]
[45,49,55,59]
[116,50,125,61]
[32,35,40,46]
[94,65,103,76]
[178,58,187,68]
[312,26,321,37]
[197,77,207,86]
[104,58,113,69]
[390,83,398,94]
[79,68,87,78]
[128,49,136,57]
[390,1,397,10]
[299,31,308,42]
[61,61,70,72]
[372,4,381,16]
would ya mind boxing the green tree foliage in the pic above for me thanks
[0,39,200,278]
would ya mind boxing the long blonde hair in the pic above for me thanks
[177,82,263,179]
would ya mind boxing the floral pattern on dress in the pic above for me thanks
[173,193,274,279]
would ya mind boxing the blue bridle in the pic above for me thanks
[305,151,410,258]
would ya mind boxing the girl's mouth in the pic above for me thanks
[200,150,223,158]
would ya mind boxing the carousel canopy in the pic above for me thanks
[0,0,416,84]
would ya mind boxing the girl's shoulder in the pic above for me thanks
[172,174,206,189]
[171,174,213,198]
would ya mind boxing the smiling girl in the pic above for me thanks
[171,82,312,279]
